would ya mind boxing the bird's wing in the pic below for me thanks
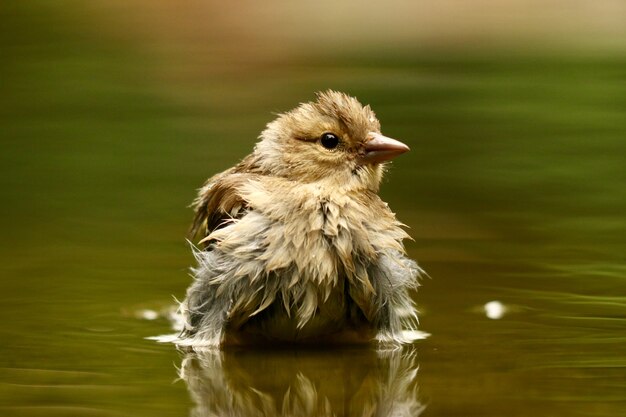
[188,171,250,243]
[189,154,264,243]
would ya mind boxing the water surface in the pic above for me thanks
[1,3,626,416]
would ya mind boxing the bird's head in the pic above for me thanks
[254,90,409,191]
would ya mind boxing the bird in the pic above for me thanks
[179,90,422,347]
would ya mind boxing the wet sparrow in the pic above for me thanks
[180,91,421,347]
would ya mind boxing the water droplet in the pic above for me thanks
[484,301,506,319]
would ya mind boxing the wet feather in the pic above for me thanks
[179,90,422,347]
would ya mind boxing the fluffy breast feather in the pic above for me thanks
[193,176,414,330]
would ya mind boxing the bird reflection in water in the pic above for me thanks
[178,346,424,417]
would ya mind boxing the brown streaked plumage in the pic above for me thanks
[179,90,422,347]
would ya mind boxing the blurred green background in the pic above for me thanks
[1,1,625,416]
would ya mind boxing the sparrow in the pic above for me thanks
[179,90,421,347]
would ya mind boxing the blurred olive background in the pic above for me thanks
[1,1,625,416]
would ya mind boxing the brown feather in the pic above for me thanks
[188,153,265,242]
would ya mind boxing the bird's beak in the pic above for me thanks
[361,132,410,164]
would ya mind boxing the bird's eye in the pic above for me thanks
[320,133,340,150]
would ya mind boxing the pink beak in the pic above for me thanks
[361,132,410,164]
